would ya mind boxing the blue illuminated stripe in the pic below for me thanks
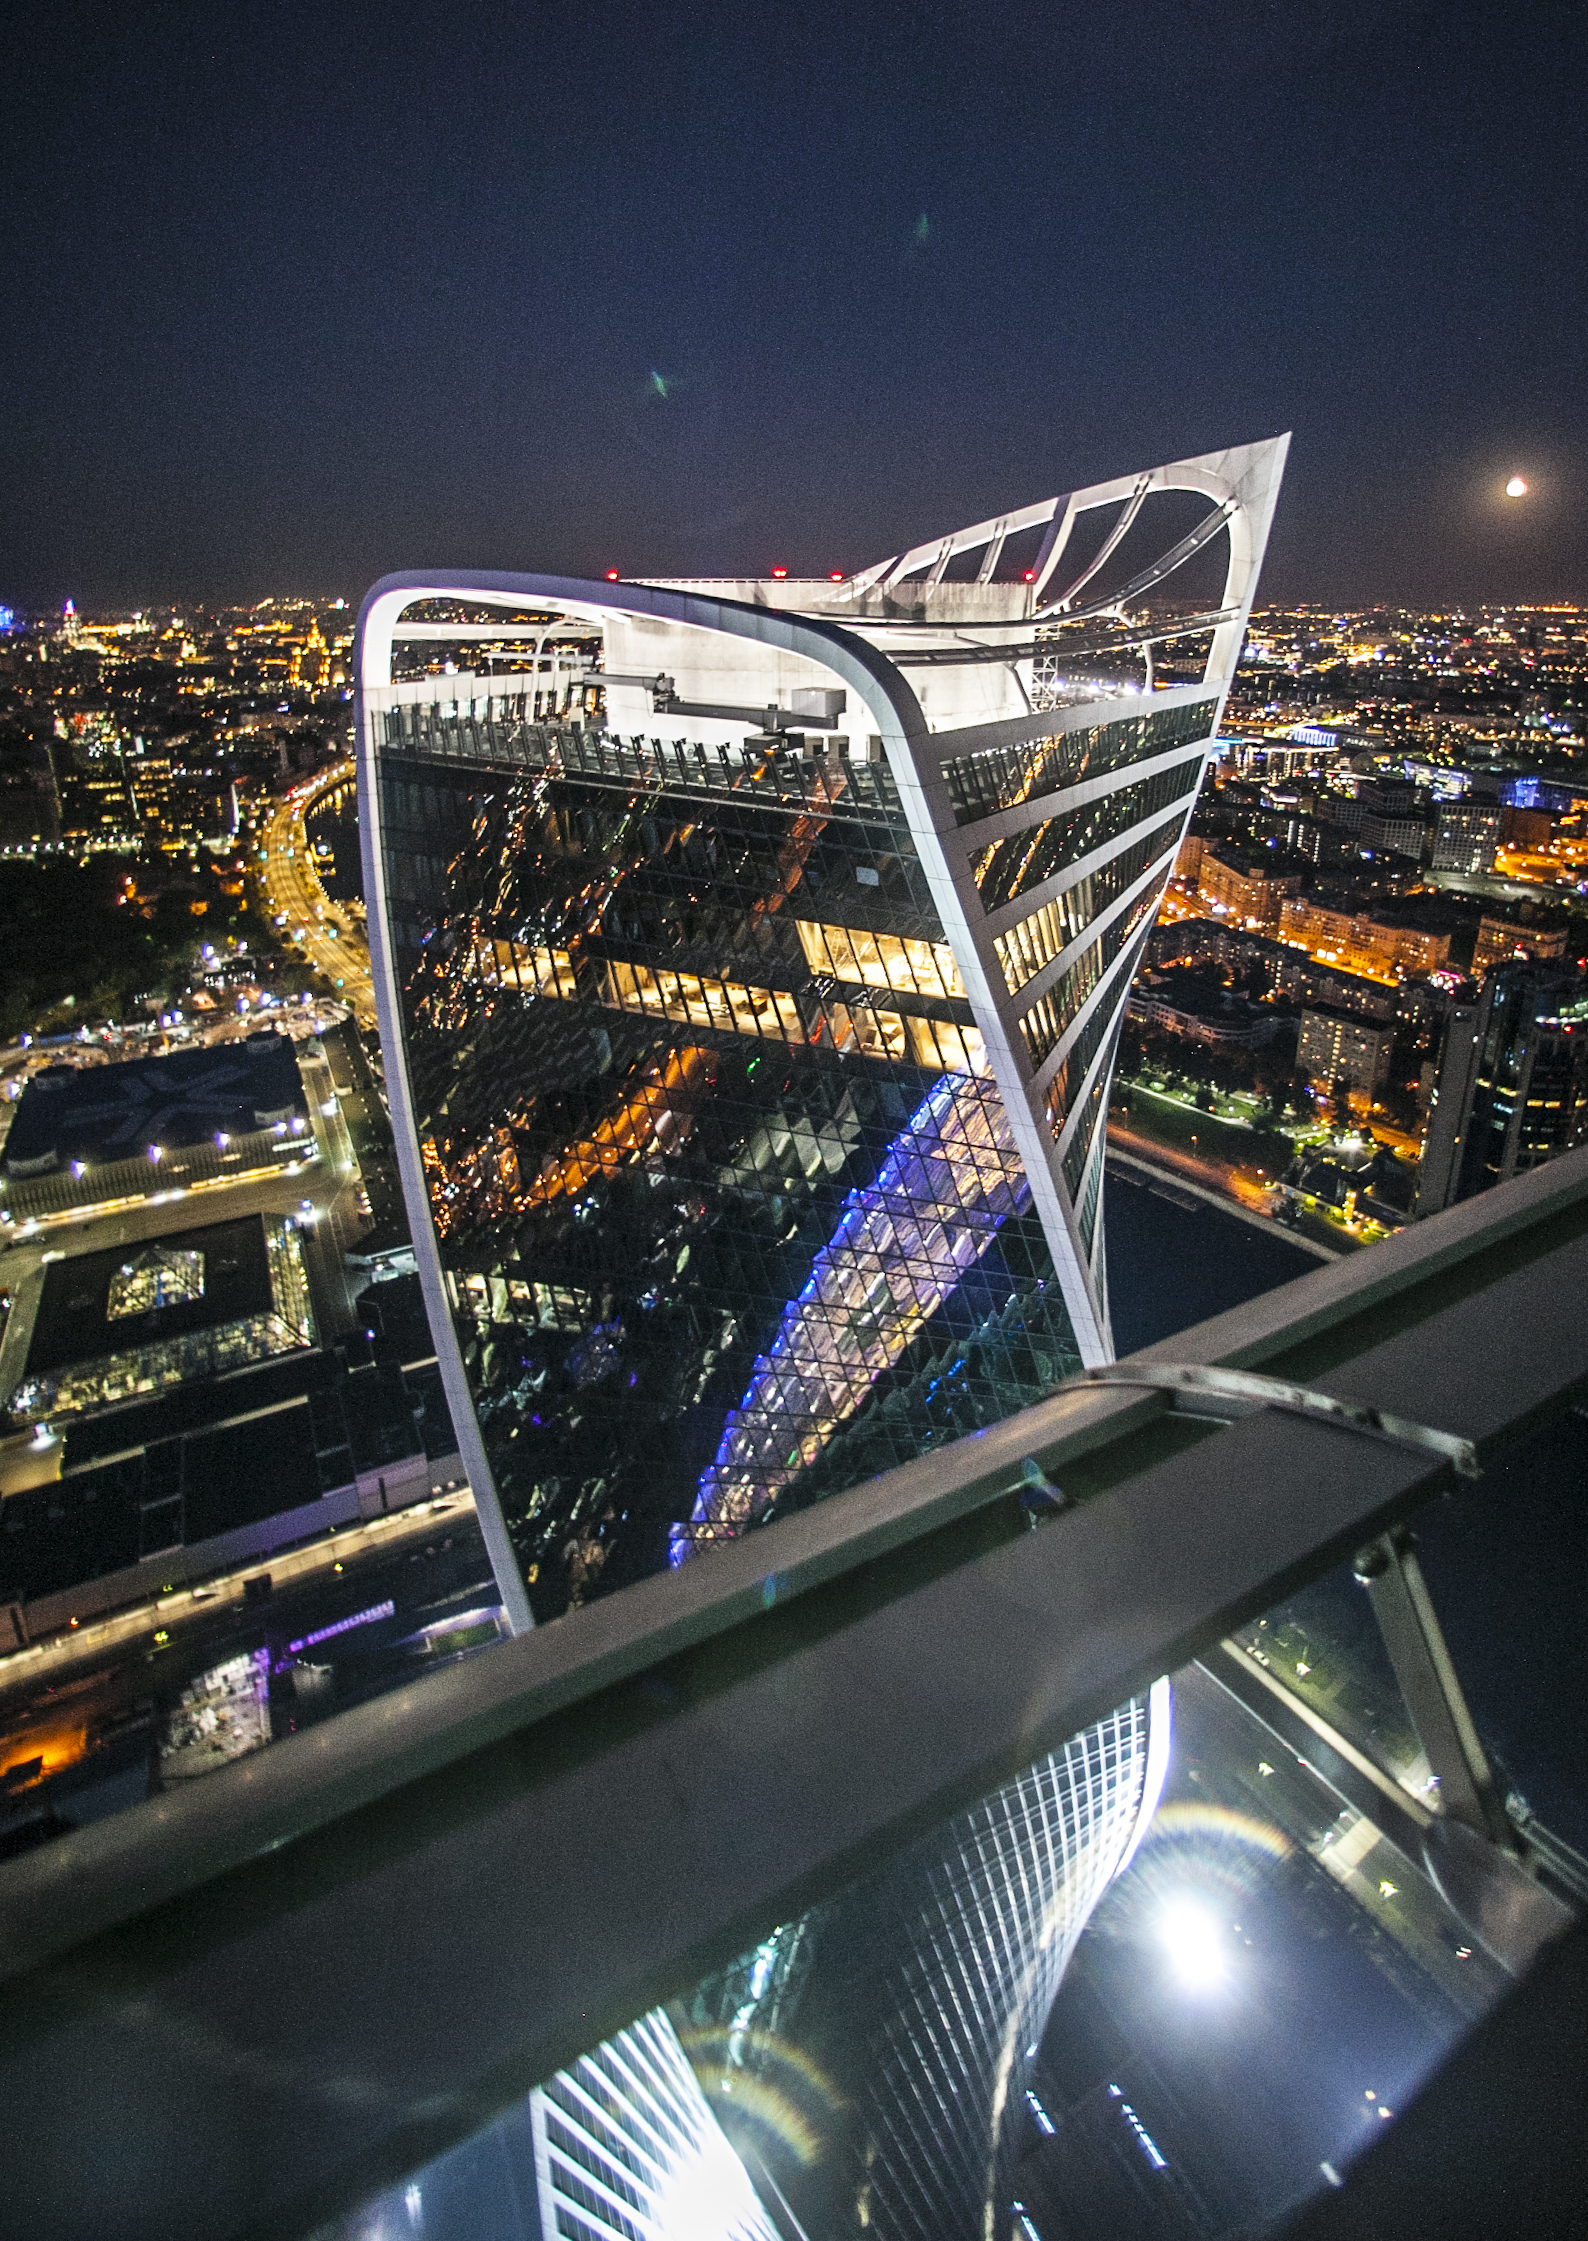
[286,1598,395,1655]
[671,1070,1030,1561]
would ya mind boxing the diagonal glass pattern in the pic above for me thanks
[942,695,1216,826]
[374,727,1082,1620]
[972,757,1203,914]
[359,444,1288,1620]
[675,1067,1033,1558]
[330,1691,1158,2241]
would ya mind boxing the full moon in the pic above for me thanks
[1506,475,1529,498]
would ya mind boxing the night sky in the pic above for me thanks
[3,0,1584,611]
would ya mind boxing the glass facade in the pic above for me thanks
[373,719,1088,1621]
[1043,921,1158,1145]
[971,757,1204,915]
[993,826,1175,998]
[1015,877,1166,1074]
[942,695,1216,827]
[364,584,1234,1619]
[346,447,1287,2233]
[330,1693,1157,2241]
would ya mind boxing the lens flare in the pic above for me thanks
[1147,1801,1293,1861]
[1157,1896,1226,1988]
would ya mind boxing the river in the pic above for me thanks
[1104,1161,1320,1355]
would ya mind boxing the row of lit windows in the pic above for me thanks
[477,938,578,999]
[1042,920,1154,1145]
[594,954,990,1081]
[1019,941,1103,1073]
[942,696,1215,827]
[599,959,807,1042]
[823,1002,987,1075]
[993,831,1173,996]
[796,919,967,1001]
[1017,888,1159,1073]
[973,758,1201,915]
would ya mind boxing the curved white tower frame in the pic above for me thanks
[357,436,1288,1627]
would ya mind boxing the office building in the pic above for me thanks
[1278,896,1453,982]
[1471,912,1568,978]
[341,443,1280,2231]
[5,1213,314,1426]
[1128,971,1281,1047]
[1354,781,1428,862]
[1416,963,1588,1214]
[1,1031,311,1219]
[356,438,1288,1626]
[1431,801,1503,876]
[1151,917,1397,1023]
[1194,842,1299,931]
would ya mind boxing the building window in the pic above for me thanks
[796,920,966,1001]
[942,697,1216,826]
[107,1246,206,1319]
[972,759,1201,915]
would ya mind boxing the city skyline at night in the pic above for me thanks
[3,12,1588,2239]
[2,3,1585,615]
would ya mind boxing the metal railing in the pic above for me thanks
[3,1145,1587,2240]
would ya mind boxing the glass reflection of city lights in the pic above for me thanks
[1157,1897,1225,1988]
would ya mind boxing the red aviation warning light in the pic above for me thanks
[770,567,788,579]
[605,570,620,581]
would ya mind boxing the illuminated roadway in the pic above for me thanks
[254,758,377,1029]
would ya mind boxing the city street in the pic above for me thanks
[0,1484,480,1721]
[254,759,377,1029]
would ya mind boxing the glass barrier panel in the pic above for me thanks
[321,1639,1515,2241]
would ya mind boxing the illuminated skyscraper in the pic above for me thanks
[337,1685,1171,2241]
[358,437,1286,1627]
[678,1684,1170,2241]
[1416,961,1588,1215]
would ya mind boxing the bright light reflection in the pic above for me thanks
[651,2127,764,2238]
[1157,1897,1226,1988]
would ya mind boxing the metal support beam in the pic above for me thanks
[1354,1528,1509,1843]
